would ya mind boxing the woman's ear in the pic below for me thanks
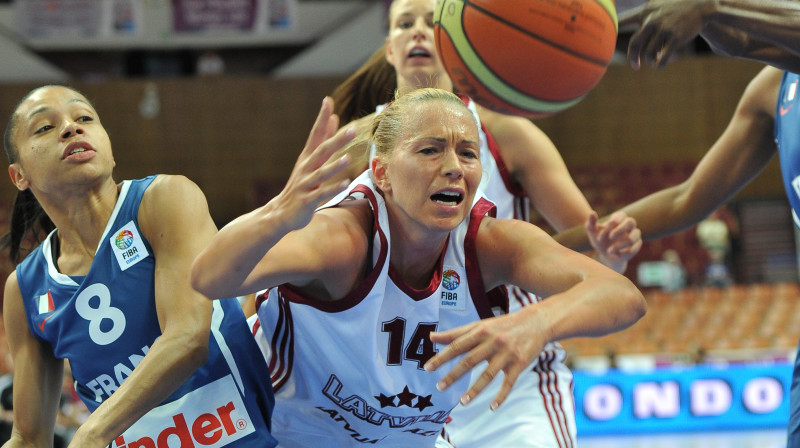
[8,164,28,191]
[372,157,391,193]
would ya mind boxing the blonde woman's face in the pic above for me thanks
[374,99,481,234]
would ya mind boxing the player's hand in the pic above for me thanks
[423,309,548,410]
[619,0,713,69]
[268,97,355,232]
[587,211,642,273]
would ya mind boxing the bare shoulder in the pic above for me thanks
[3,270,25,328]
[740,66,784,118]
[3,270,19,300]
[142,174,204,203]
[315,198,373,244]
[138,174,215,238]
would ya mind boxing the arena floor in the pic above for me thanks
[579,428,787,448]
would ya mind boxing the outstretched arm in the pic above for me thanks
[554,66,782,252]
[621,0,800,71]
[2,272,63,448]
[191,97,363,301]
[425,218,646,410]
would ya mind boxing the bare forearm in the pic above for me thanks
[2,434,47,448]
[534,276,646,342]
[191,202,292,299]
[704,0,800,61]
[76,331,207,443]
[555,185,712,252]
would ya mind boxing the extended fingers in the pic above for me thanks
[460,354,526,410]
[606,214,638,240]
[432,342,491,400]
[490,364,525,410]
[304,97,335,151]
[300,124,356,175]
[584,211,599,233]
[424,324,477,373]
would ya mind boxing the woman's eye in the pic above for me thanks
[35,125,53,134]
[420,147,437,154]
[77,116,93,122]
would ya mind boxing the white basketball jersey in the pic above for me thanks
[443,98,575,448]
[253,172,505,447]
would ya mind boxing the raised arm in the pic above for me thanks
[621,0,800,71]
[425,217,646,409]
[555,66,782,252]
[191,97,364,301]
[2,272,63,448]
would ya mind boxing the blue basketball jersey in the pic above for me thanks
[775,71,800,228]
[15,176,277,447]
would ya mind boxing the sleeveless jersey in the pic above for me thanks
[15,176,277,447]
[441,99,576,448]
[253,171,501,447]
[775,71,800,228]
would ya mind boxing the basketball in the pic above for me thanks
[433,0,618,117]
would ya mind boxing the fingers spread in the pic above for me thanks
[424,325,477,373]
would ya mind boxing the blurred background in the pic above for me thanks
[0,1,793,446]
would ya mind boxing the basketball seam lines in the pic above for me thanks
[466,0,610,67]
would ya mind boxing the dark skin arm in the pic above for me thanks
[2,272,63,448]
[554,66,781,252]
[621,0,800,72]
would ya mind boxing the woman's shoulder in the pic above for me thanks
[317,197,373,238]
[139,174,206,207]
[137,174,213,232]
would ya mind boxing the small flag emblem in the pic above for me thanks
[37,290,54,314]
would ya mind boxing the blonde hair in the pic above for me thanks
[370,88,469,161]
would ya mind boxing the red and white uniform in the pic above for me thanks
[442,97,578,448]
[251,171,504,447]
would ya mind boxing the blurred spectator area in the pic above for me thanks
[562,282,800,370]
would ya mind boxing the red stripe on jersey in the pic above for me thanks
[546,355,573,448]
[464,197,499,319]
[535,351,573,448]
[270,293,295,392]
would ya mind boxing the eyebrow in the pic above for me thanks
[27,98,91,120]
[417,136,479,145]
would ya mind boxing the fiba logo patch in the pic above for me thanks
[110,221,150,271]
[440,267,465,311]
[442,269,460,290]
[115,230,134,249]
